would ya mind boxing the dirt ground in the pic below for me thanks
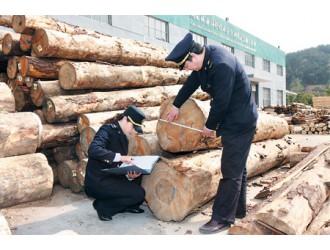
[1,134,329,238]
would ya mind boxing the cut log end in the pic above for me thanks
[2,33,13,55]
[12,15,27,34]
[6,56,18,79]
[19,55,29,77]
[42,97,56,123]
[58,62,76,90]
[30,81,44,107]
[32,29,49,57]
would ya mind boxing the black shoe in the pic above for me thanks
[122,207,145,214]
[93,200,112,221]
[236,214,246,219]
[199,219,230,234]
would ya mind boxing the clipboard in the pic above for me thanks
[101,155,160,175]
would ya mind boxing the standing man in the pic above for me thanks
[165,33,258,234]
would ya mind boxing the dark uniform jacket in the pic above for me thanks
[172,45,258,136]
[84,121,128,189]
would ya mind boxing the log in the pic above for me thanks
[141,137,300,221]
[39,122,79,149]
[43,85,210,123]
[0,153,53,208]
[305,198,330,235]
[19,56,67,78]
[19,34,33,52]
[12,15,97,36]
[77,106,160,133]
[128,134,176,158]
[6,56,19,79]
[32,28,177,68]
[57,159,79,189]
[53,145,78,164]
[2,32,29,56]
[0,82,15,112]
[30,80,90,107]
[0,72,9,83]
[59,61,189,90]
[0,15,13,28]
[33,109,47,124]
[12,84,35,111]
[77,158,87,188]
[255,153,330,234]
[156,97,290,153]
[289,151,309,167]
[0,112,42,158]
[75,142,87,161]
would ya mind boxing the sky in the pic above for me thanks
[3,0,329,54]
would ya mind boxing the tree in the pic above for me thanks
[289,77,304,93]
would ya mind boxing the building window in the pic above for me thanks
[222,43,234,54]
[277,90,283,106]
[277,64,283,76]
[263,87,271,107]
[263,59,271,72]
[245,53,255,68]
[144,16,168,42]
[80,15,111,25]
[191,32,206,45]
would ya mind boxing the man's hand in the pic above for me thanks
[127,171,141,180]
[202,126,215,137]
[166,106,180,122]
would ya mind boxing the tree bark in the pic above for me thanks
[12,15,101,36]
[19,56,68,78]
[42,85,209,123]
[0,82,15,112]
[0,153,53,209]
[30,80,90,107]
[141,137,300,221]
[0,15,13,28]
[59,61,189,90]
[0,112,42,158]
[39,122,79,149]
[157,96,290,153]
[32,28,177,68]
[304,198,330,235]
[77,106,160,133]
[255,153,330,234]
[76,142,88,161]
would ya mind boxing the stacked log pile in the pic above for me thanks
[1,16,328,235]
[0,15,196,195]
[265,103,330,135]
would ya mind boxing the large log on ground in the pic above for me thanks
[53,145,78,164]
[0,153,53,208]
[157,97,290,153]
[32,28,177,68]
[141,137,300,221]
[77,106,160,133]
[57,159,83,193]
[19,56,67,78]
[0,82,15,112]
[59,61,189,90]
[255,150,330,234]
[43,85,210,123]
[0,112,42,157]
[39,122,79,149]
